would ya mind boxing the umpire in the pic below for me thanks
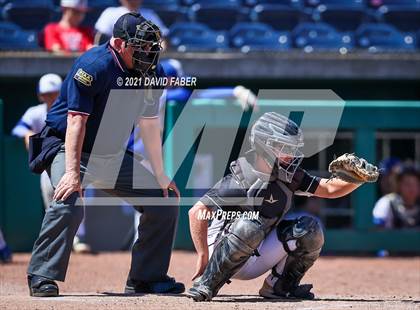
[27,12,184,297]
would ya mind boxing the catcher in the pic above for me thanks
[186,112,378,301]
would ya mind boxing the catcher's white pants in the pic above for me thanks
[209,228,297,280]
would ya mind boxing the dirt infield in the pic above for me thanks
[1,251,419,310]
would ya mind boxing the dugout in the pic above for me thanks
[164,99,420,253]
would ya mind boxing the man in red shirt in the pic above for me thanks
[44,0,93,53]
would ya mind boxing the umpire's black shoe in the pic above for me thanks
[124,276,185,294]
[28,275,59,297]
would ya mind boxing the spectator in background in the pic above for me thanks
[159,59,191,104]
[160,58,258,110]
[12,74,62,149]
[373,165,420,229]
[11,74,91,254]
[44,0,93,53]
[0,228,12,264]
[378,157,401,196]
[94,0,168,45]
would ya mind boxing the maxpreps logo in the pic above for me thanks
[74,68,93,87]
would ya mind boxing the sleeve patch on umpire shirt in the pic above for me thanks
[74,68,93,86]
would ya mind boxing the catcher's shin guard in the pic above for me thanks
[267,216,324,299]
[187,217,277,301]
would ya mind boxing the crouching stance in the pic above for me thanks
[187,112,378,301]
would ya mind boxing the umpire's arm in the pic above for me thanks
[139,117,165,178]
[53,113,88,201]
[139,117,180,198]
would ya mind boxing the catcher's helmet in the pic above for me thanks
[113,12,162,74]
[250,112,304,183]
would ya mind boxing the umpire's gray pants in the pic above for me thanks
[27,146,179,282]
[40,171,54,210]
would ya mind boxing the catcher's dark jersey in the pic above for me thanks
[201,161,320,216]
[200,156,320,249]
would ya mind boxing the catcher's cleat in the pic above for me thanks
[124,276,185,294]
[28,275,59,297]
[259,278,314,300]
[185,286,210,302]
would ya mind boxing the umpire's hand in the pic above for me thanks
[156,173,180,202]
[53,171,83,202]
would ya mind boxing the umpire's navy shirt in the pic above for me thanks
[46,42,164,154]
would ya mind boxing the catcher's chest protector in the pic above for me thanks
[230,157,299,219]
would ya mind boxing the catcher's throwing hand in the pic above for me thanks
[328,153,379,184]
[192,254,209,280]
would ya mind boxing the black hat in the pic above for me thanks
[113,12,147,41]
[112,12,162,74]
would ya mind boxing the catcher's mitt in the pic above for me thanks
[328,153,379,184]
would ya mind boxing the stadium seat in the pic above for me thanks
[0,22,39,50]
[251,5,308,31]
[190,4,248,31]
[143,0,179,8]
[151,6,187,27]
[169,22,228,51]
[245,0,302,8]
[182,0,240,5]
[417,30,420,48]
[293,22,354,53]
[316,5,373,31]
[356,23,416,52]
[81,0,119,28]
[369,0,420,8]
[229,22,291,52]
[305,0,365,7]
[2,0,54,31]
[86,0,119,6]
[381,7,420,32]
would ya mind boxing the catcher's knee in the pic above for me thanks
[276,216,324,255]
[229,218,267,254]
[269,216,323,296]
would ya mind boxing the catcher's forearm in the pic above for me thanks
[188,202,210,258]
[315,178,362,199]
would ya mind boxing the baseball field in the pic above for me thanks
[1,251,418,310]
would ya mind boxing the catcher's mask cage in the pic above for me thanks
[125,20,162,74]
[250,112,304,183]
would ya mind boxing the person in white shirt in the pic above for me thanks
[12,74,91,253]
[373,166,420,228]
[94,0,168,44]
[12,74,62,148]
